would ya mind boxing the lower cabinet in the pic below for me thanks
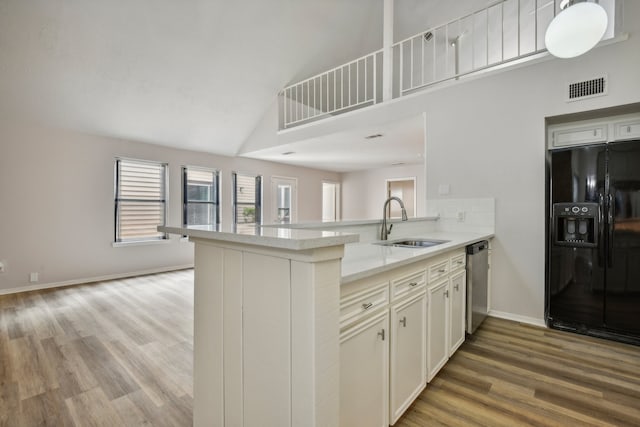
[340,247,472,426]
[340,311,390,427]
[426,278,449,382]
[449,270,466,356]
[390,291,427,424]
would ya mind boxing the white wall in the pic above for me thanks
[341,163,425,220]
[244,1,640,324]
[0,120,339,292]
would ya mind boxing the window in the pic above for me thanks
[114,158,168,243]
[183,167,220,229]
[271,176,297,224]
[233,172,262,232]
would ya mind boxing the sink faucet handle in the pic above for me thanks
[387,223,393,235]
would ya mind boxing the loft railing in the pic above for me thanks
[393,0,558,96]
[280,50,383,129]
[279,0,618,130]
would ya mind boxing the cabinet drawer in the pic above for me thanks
[340,282,390,329]
[428,259,449,283]
[391,270,426,300]
[450,253,466,272]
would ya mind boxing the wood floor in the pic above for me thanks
[0,270,194,426]
[2,270,640,426]
[396,317,640,427]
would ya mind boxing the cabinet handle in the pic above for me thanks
[438,268,446,273]
[454,284,459,291]
[593,129,597,136]
[400,317,407,327]
[409,281,418,287]
[362,302,373,310]
[378,329,385,341]
[457,260,464,265]
[628,126,632,133]
[444,290,449,298]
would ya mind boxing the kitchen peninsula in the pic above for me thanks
[160,221,493,427]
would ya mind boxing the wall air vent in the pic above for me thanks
[566,75,607,102]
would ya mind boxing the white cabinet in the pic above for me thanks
[389,291,427,424]
[426,249,467,381]
[340,311,389,427]
[613,117,640,141]
[449,270,466,356]
[426,278,449,382]
[549,123,608,149]
[547,113,640,149]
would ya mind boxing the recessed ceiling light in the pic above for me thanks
[282,151,296,156]
[364,133,383,140]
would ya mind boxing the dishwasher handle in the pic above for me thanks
[466,240,488,255]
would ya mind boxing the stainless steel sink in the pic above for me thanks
[375,238,450,248]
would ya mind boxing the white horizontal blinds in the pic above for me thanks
[183,167,219,228]
[116,159,167,242]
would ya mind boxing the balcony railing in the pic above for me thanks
[281,50,383,129]
[280,0,618,130]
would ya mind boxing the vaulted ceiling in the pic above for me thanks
[0,1,486,160]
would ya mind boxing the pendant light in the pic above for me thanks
[545,0,608,59]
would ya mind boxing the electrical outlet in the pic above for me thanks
[457,211,466,222]
[30,272,39,283]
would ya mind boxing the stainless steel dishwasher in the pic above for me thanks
[466,240,489,334]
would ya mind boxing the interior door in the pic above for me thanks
[605,140,640,335]
[548,145,606,328]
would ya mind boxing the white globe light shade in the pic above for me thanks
[545,2,608,59]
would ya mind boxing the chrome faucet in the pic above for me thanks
[381,196,408,240]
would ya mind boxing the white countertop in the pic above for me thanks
[159,225,359,250]
[261,215,440,229]
[341,231,494,284]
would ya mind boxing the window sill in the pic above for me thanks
[112,239,171,248]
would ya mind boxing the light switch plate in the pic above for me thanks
[30,272,39,283]
[0,261,5,273]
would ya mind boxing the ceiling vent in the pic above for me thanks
[566,75,607,102]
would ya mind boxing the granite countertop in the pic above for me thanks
[341,231,494,284]
[159,225,359,251]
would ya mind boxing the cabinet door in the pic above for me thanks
[340,311,389,427]
[449,271,466,356]
[390,292,427,424]
[427,279,449,382]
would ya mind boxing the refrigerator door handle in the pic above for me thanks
[608,192,615,267]
[598,193,605,266]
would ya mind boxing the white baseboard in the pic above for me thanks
[488,310,546,328]
[0,264,194,296]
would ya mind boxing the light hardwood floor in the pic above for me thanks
[0,270,194,426]
[2,270,640,426]
[397,316,640,427]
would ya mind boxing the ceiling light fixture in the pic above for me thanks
[282,151,296,156]
[545,0,608,59]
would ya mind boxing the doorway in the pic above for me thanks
[322,181,340,222]
[386,178,416,218]
[271,176,297,224]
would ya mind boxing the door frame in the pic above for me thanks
[385,177,417,218]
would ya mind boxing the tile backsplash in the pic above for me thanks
[427,198,495,233]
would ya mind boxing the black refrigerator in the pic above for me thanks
[546,139,640,345]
